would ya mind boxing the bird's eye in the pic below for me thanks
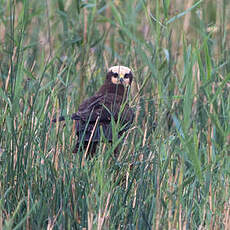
[113,73,119,78]
[124,73,129,78]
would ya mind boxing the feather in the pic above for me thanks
[53,66,134,156]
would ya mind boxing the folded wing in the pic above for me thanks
[73,93,134,144]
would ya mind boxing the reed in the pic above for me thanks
[0,0,229,229]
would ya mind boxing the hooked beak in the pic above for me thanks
[119,74,124,83]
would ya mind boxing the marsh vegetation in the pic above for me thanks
[0,0,229,229]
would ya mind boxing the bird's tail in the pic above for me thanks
[52,116,66,122]
[52,113,81,123]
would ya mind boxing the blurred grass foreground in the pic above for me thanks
[0,0,230,229]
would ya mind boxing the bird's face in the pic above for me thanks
[107,66,133,87]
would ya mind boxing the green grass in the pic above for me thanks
[0,0,230,229]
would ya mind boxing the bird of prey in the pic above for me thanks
[54,66,134,156]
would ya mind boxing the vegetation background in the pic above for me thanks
[0,0,229,229]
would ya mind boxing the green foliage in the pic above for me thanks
[0,0,229,229]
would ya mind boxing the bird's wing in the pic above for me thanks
[72,93,126,122]
[71,94,105,122]
[72,93,134,140]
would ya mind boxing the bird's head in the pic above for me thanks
[106,66,133,87]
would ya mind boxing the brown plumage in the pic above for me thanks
[54,66,134,156]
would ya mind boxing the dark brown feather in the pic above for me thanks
[53,67,134,155]
[73,71,134,155]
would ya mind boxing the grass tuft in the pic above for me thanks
[0,0,229,229]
